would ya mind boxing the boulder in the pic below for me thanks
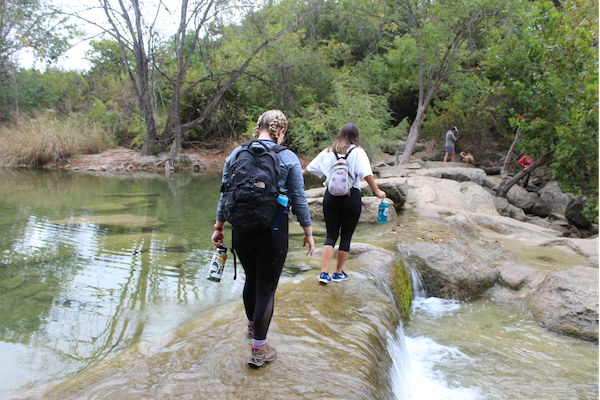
[527,266,599,342]
[412,167,487,186]
[360,178,408,209]
[404,177,499,217]
[564,198,592,229]
[532,181,576,218]
[493,196,527,221]
[495,262,545,291]
[307,197,396,223]
[401,241,499,300]
[483,166,502,175]
[506,184,539,213]
[483,175,502,191]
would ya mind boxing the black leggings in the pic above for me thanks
[323,188,361,252]
[232,216,288,341]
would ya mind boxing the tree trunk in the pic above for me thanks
[11,62,19,121]
[102,0,159,156]
[496,148,552,198]
[499,126,521,183]
[399,106,426,164]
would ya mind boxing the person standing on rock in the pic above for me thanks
[211,110,315,368]
[443,126,459,162]
[304,122,386,284]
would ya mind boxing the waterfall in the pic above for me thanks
[388,245,484,400]
[397,245,428,299]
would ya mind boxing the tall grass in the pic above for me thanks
[0,112,117,168]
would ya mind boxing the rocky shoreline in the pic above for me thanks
[306,160,599,343]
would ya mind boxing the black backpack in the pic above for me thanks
[221,140,287,233]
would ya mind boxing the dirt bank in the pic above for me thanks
[44,139,440,175]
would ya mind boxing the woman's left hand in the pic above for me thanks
[303,235,315,256]
[211,230,224,247]
[375,189,387,199]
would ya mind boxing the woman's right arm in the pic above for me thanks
[364,175,386,199]
[212,149,238,247]
[305,150,325,178]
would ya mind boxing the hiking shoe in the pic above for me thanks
[248,344,277,368]
[319,272,331,284]
[246,325,253,339]
[332,271,349,282]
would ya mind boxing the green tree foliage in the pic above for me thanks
[0,0,75,62]
[421,73,513,153]
[379,0,510,164]
[0,0,79,120]
[489,0,598,217]
[290,69,392,156]
[84,39,142,145]
[0,68,87,118]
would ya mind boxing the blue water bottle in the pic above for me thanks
[377,199,389,223]
[270,189,289,230]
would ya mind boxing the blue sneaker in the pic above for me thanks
[319,272,331,284]
[332,271,349,282]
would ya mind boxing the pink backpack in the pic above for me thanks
[327,147,355,196]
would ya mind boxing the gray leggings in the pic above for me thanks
[323,188,362,252]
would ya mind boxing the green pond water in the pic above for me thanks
[0,169,597,399]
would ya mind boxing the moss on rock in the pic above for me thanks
[392,260,412,321]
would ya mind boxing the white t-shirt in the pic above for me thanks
[306,146,373,190]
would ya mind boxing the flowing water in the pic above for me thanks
[0,170,597,399]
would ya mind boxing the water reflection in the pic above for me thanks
[0,171,246,398]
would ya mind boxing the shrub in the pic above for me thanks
[0,112,117,167]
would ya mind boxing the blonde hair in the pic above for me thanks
[253,110,289,141]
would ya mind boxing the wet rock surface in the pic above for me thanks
[12,246,401,400]
[528,266,599,342]
[400,240,499,301]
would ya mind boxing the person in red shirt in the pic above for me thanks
[518,155,531,187]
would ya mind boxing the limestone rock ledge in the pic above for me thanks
[528,266,599,343]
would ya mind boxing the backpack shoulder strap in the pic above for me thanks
[335,146,355,160]
[271,144,287,153]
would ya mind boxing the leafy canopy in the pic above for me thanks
[488,0,599,218]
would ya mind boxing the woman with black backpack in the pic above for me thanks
[211,109,315,368]
[304,122,386,284]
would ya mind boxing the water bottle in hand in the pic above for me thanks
[377,199,389,224]
[207,246,227,282]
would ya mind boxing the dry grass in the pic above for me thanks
[0,112,117,168]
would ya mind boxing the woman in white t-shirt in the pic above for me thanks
[305,123,386,284]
